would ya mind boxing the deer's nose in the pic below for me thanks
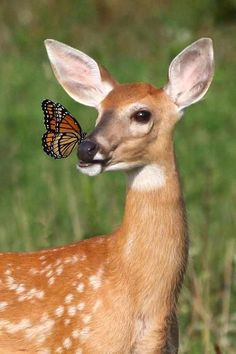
[78,140,98,162]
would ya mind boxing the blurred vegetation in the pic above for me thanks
[0,0,236,353]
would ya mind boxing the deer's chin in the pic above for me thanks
[77,161,103,176]
[77,159,143,176]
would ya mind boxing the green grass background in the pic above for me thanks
[0,1,236,352]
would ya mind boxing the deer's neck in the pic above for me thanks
[116,144,188,303]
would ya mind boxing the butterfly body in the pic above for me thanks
[42,99,86,159]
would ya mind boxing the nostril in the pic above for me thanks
[78,140,98,162]
[87,141,97,152]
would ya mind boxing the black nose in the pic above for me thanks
[78,140,98,162]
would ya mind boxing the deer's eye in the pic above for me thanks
[132,110,151,124]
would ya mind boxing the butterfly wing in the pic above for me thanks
[41,99,86,159]
[51,132,80,159]
[42,99,57,132]
[42,131,56,156]
[55,103,83,139]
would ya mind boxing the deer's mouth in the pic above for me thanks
[77,157,110,176]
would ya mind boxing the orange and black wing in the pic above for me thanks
[42,99,57,132]
[55,102,83,138]
[42,131,55,157]
[51,132,81,159]
[41,99,86,159]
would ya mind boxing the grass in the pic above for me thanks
[0,1,236,352]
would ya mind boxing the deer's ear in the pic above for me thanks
[164,38,214,111]
[44,39,118,108]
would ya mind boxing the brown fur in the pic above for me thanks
[0,85,188,354]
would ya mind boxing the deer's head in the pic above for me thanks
[45,38,214,176]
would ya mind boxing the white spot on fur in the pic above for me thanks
[18,288,44,302]
[54,258,62,267]
[82,314,92,324]
[77,273,83,279]
[15,284,26,294]
[93,299,102,313]
[77,302,85,311]
[55,348,63,354]
[79,254,87,261]
[0,301,8,311]
[76,282,85,293]
[79,327,90,342]
[39,255,46,261]
[45,264,52,271]
[0,318,31,334]
[75,349,83,354]
[46,270,53,278]
[89,268,103,290]
[55,305,64,317]
[55,265,64,276]
[72,329,80,338]
[128,164,166,191]
[17,295,27,302]
[64,318,71,326]
[38,349,51,354]
[5,276,17,290]
[68,305,77,317]
[72,255,79,263]
[29,268,39,275]
[65,293,74,304]
[25,315,55,344]
[69,255,77,263]
[63,337,72,349]
[64,256,72,264]
[48,276,55,285]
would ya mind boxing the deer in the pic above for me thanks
[0,38,214,354]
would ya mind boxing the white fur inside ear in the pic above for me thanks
[44,39,115,107]
[164,38,214,110]
[128,164,166,191]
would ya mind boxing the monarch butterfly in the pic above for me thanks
[42,99,86,159]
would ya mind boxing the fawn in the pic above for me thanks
[0,38,214,353]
